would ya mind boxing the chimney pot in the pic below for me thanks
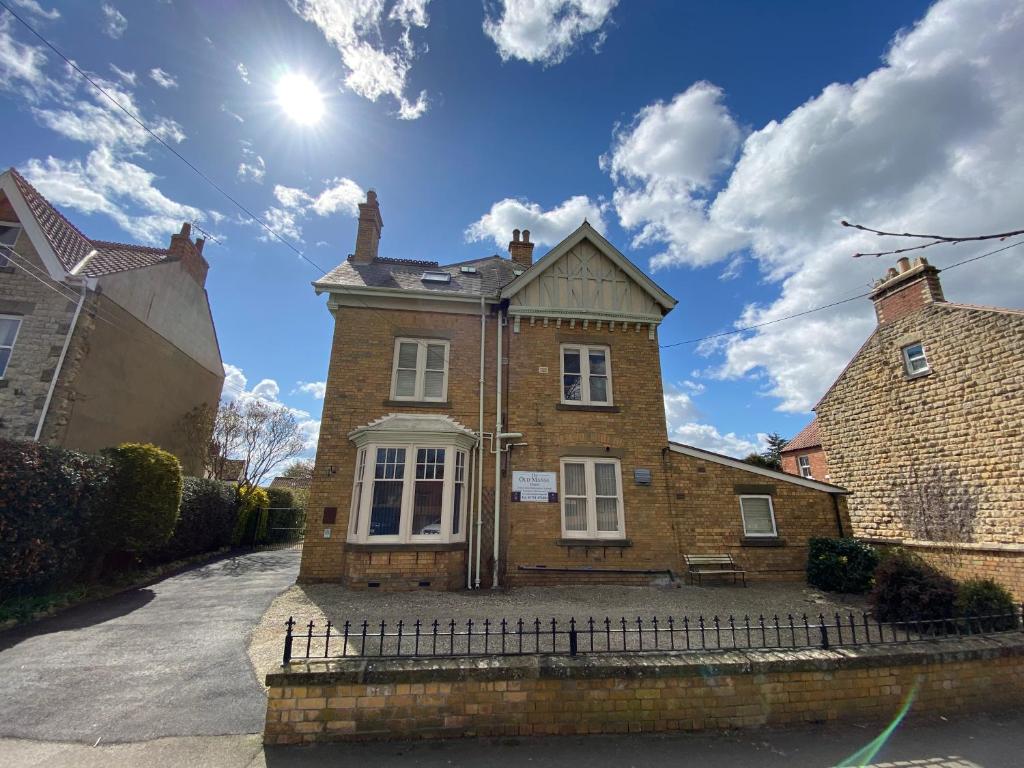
[522,229,530,243]
[508,227,535,268]
[871,257,945,326]
[168,221,209,287]
[897,256,911,273]
[512,229,520,242]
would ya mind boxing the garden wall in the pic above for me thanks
[265,635,1024,744]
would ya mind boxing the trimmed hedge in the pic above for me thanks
[234,486,270,546]
[265,487,304,543]
[870,549,957,623]
[149,477,238,563]
[806,538,880,594]
[0,438,112,596]
[956,579,1017,631]
[102,443,183,554]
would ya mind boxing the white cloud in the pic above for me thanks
[274,184,312,209]
[222,363,321,455]
[0,13,48,92]
[13,0,60,21]
[261,206,305,242]
[483,0,618,65]
[262,177,364,241]
[287,0,431,119]
[237,141,265,183]
[669,422,762,458]
[311,177,363,217]
[101,3,127,39]
[109,64,136,86]
[466,195,606,249]
[148,67,178,89]
[609,0,1024,414]
[236,62,250,84]
[296,381,327,399]
[221,104,245,123]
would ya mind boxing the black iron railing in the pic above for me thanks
[281,607,1023,665]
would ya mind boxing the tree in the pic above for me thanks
[280,458,314,480]
[742,452,776,469]
[743,433,787,470]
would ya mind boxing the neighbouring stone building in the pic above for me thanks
[779,418,829,481]
[300,191,850,590]
[0,168,224,473]
[815,254,1024,595]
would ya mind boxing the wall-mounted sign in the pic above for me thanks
[511,471,558,503]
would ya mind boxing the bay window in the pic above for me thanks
[560,457,624,538]
[561,344,612,405]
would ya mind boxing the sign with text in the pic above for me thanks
[511,471,558,503]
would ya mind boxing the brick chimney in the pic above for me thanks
[168,222,209,287]
[509,228,534,268]
[351,190,383,264]
[870,255,945,325]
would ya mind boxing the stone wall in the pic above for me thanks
[817,303,1024,547]
[264,635,1024,744]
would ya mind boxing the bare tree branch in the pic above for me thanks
[841,220,1024,258]
[892,464,980,571]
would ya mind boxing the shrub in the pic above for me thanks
[956,579,1018,631]
[0,438,112,596]
[102,444,183,554]
[806,538,880,594]
[234,485,269,546]
[870,549,957,624]
[265,487,304,543]
[148,477,238,563]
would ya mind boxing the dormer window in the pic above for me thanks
[421,270,451,284]
[391,338,449,401]
[561,344,612,405]
[902,342,929,377]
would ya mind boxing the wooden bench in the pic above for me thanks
[685,554,746,586]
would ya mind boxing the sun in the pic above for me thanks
[275,73,325,126]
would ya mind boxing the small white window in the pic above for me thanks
[0,223,20,268]
[390,338,449,402]
[902,343,929,376]
[0,315,22,378]
[421,270,451,284]
[739,495,777,537]
[561,344,612,405]
[797,455,812,479]
[560,458,624,539]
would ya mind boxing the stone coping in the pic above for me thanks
[864,537,1024,554]
[267,634,1024,688]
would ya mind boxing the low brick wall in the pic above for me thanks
[341,548,467,591]
[265,635,1024,744]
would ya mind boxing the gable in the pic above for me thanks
[502,224,675,322]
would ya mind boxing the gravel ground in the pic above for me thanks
[249,581,868,683]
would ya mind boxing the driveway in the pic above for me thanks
[0,546,300,743]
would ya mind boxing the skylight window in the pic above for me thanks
[421,271,451,284]
[459,266,477,274]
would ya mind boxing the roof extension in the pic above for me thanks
[668,441,848,494]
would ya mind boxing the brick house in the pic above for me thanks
[0,168,224,474]
[780,419,829,481]
[301,191,850,590]
[814,255,1024,595]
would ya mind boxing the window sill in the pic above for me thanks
[556,404,621,413]
[740,537,786,547]
[382,399,452,409]
[345,541,466,552]
[556,538,632,548]
[904,369,931,381]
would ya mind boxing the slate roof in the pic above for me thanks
[7,167,175,277]
[781,419,821,453]
[315,254,523,298]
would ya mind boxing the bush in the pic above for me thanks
[870,549,957,624]
[102,443,183,554]
[148,477,238,563]
[0,438,112,596]
[234,486,269,546]
[807,538,880,594]
[956,579,1018,631]
[265,487,304,543]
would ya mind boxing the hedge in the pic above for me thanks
[0,438,112,596]
[806,537,880,594]
[265,487,304,543]
[102,443,183,554]
[148,477,238,564]
[235,486,270,546]
[870,549,958,623]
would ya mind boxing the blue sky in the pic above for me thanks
[3,0,1023,465]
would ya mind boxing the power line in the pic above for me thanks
[658,238,1024,349]
[0,0,328,276]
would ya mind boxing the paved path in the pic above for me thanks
[0,546,300,743]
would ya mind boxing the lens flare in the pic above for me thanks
[275,73,325,126]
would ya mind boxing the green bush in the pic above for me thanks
[0,438,112,596]
[806,538,880,594]
[265,487,304,543]
[956,579,1018,631]
[148,477,237,563]
[234,486,269,546]
[102,443,183,554]
[870,549,957,624]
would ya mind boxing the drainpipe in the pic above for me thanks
[492,306,503,589]
[34,250,96,442]
[475,296,485,589]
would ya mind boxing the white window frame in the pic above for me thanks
[0,222,21,268]
[560,344,613,405]
[559,457,625,539]
[389,338,450,402]
[901,342,930,377]
[0,314,22,379]
[797,455,812,479]
[739,494,778,538]
[347,442,468,544]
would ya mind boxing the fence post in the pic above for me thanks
[569,628,578,656]
[819,614,829,650]
[282,616,295,666]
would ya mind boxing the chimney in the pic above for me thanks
[509,228,534,268]
[168,222,209,287]
[351,190,383,264]
[870,255,945,325]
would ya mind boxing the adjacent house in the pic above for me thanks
[300,191,850,590]
[0,168,224,474]
[814,255,1024,595]
[779,419,829,481]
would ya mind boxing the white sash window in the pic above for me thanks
[559,458,624,538]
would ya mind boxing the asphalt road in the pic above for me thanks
[0,546,300,743]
